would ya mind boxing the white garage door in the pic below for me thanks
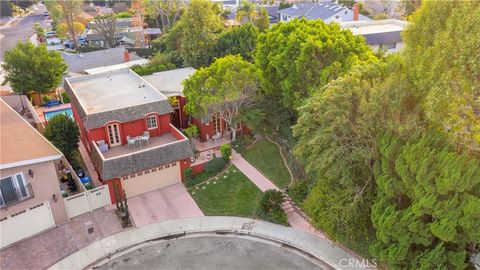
[121,162,181,198]
[0,201,55,248]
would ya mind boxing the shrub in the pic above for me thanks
[61,92,70,103]
[42,95,50,104]
[184,125,199,138]
[220,144,232,161]
[204,158,226,174]
[184,167,193,181]
[256,190,289,225]
[116,11,133,18]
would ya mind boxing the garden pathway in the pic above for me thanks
[231,151,327,240]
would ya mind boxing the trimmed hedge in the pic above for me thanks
[204,158,226,174]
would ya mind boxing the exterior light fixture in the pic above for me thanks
[28,169,34,178]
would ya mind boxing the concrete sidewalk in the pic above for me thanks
[231,152,278,192]
[231,152,327,239]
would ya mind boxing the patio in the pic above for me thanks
[191,136,231,152]
[101,133,178,159]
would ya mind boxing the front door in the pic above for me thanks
[107,123,121,147]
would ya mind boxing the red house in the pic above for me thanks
[64,70,193,201]
[143,68,248,142]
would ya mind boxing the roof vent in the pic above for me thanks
[139,82,146,88]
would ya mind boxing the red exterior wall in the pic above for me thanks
[170,124,186,140]
[191,163,204,175]
[84,113,169,148]
[106,178,123,204]
[159,114,170,135]
[192,118,214,142]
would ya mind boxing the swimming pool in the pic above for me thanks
[44,108,74,121]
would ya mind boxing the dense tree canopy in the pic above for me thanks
[2,42,67,97]
[183,55,260,141]
[178,0,224,68]
[403,1,480,152]
[293,57,422,254]
[255,18,376,110]
[44,114,80,162]
[292,1,480,268]
[371,132,480,269]
[210,23,259,62]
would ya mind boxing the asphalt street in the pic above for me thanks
[0,4,48,61]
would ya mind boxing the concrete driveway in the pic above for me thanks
[128,183,204,227]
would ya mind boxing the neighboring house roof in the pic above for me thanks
[88,17,132,30]
[279,1,370,22]
[226,5,280,24]
[142,67,196,97]
[61,48,143,74]
[144,28,162,35]
[340,19,407,45]
[0,100,62,169]
[84,59,149,75]
[266,6,280,23]
[64,69,172,129]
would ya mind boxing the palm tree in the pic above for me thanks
[236,0,259,23]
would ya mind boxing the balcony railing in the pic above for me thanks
[0,183,34,209]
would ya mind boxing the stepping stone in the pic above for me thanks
[223,175,227,179]
[202,186,206,189]
[196,187,199,189]
[206,181,210,184]
[192,192,195,194]
[213,182,217,184]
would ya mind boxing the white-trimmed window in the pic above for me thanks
[0,173,30,206]
[146,115,158,129]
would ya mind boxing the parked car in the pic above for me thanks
[64,40,73,49]
[45,31,56,38]
[43,11,49,16]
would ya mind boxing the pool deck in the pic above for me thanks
[34,103,72,123]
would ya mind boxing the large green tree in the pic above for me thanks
[2,42,67,102]
[183,55,260,141]
[403,1,480,152]
[44,114,80,162]
[371,133,480,269]
[255,18,376,110]
[178,0,224,68]
[293,57,423,254]
[211,23,259,62]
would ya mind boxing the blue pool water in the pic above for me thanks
[44,108,74,121]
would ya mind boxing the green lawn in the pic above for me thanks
[242,138,291,188]
[189,166,263,217]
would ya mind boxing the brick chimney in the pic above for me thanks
[353,2,359,21]
[123,50,130,62]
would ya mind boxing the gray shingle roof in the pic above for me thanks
[61,48,144,74]
[362,31,402,45]
[91,138,193,180]
[279,1,346,20]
